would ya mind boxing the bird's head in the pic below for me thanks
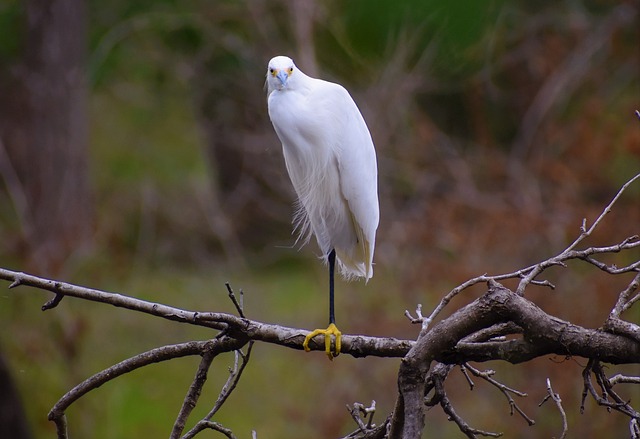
[266,56,297,93]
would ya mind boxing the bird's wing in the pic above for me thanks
[330,84,379,278]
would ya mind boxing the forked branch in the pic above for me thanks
[2,175,640,438]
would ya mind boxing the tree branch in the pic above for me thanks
[464,363,533,426]
[390,281,640,438]
[181,343,254,439]
[48,338,245,439]
[413,173,640,329]
[4,174,640,438]
[539,378,567,439]
[170,348,219,438]
[581,359,640,421]
[0,267,413,358]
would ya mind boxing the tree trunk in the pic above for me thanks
[0,0,92,274]
[0,348,33,439]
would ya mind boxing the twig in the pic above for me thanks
[405,303,433,334]
[171,349,219,438]
[432,368,503,438]
[624,292,640,314]
[208,343,254,418]
[48,339,245,439]
[515,173,640,295]
[181,342,254,439]
[225,282,245,318]
[346,400,377,433]
[424,363,455,408]
[422,259,572,330]
[609,374,640,386]
[539,378,568,439]
[182,421,237,439]
[0,268,231,331]
[581,359,640,420]
[464,364,534,426]
[610,272,640,318]
[419,225,640,328]
[459,364,475,390]
[42,292,65,310]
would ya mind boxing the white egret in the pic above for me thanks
[266,55,379,360]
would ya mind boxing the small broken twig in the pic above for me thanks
[225,282,245,318]
[539,378,568,439]
[464,363,534,426]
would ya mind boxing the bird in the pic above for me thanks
[266,55,379,360]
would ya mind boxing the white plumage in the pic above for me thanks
[266,55,379,281]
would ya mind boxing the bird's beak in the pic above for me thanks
[276,70,289,87]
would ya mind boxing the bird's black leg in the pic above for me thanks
[328,249,336,325]
[302,248,341,359]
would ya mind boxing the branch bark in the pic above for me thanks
[389,281,640,439]
[0,267,413,359]
[4,164,640,438]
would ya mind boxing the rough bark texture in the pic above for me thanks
[1,265,639,438]
[388,282,640,438]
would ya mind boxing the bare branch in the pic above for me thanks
[570,173,640,249]
[48,338,245,439]
[459,364,475,390]
[0,267,413,358]
[604,272,640,344]
[182,421,237,439]
[514,173,640,295]
[171,349,218,438]
[609,374,640,386]
[464,364,533,426]
[422,171,640,323]
[404,303,425,326]
[225,282,245,318]
[41,292,65,310]
[539,378,568,439]
[515,234,640,296]
[432,366,503,438]
[7,172,640,438]
[624,292,640,314]
[343,400,390,439]
[344,400,385,438]
[610,272,640,318]
[581,359,640,420]
[206,343,254,421]
[391,282,640,438]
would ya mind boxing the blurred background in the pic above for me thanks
[0,0,639,437]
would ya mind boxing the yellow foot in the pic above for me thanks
[303,323,342,360]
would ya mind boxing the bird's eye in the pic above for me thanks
[269,68,276,76]
[287,67,294,75]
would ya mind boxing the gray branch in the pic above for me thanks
[0,267,413,359]
[2,174,640,438]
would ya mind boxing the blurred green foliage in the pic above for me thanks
[0,0,22,62]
